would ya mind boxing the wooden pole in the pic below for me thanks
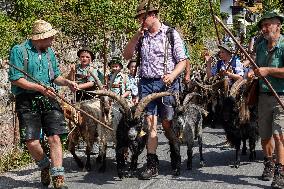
[209,0,221,44]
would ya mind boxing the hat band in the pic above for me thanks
[32,28,53,35]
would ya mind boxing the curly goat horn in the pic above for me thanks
[229,79,247,98]
[134,91,173,119]
[87,90,131,118]
[182,92,201,107]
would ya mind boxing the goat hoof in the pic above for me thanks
[234,162,240,168]
[172,169,180,176]
[200,161,205,167]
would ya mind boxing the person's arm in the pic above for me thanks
[123,30,143,60]
[254,67,284,78]
[184,59,191,83]
[54,76,78,92]
[162,59,186,85]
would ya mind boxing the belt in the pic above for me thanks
[111,84,121,88]
[140,77,161,80]
[260,92,284,96]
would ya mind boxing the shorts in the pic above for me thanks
[258,93,284,139]
[15,92,68,142]
[138,78,179,120]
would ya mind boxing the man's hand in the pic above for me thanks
[254,67,270,77]
[39,86,57,99]
[162,73,175,86]
[66,80,79,92]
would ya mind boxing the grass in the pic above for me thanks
[0,148,32,173]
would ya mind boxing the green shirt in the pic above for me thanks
[9,39,60,95]
[108,71,131,100]
[256,35,284,93]
[75,64,103,85]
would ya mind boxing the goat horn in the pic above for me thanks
[87,90,131,118]
[182,92,201,106]
[134,91,172,119]
[229,79,247,98]
[88,70,104,90]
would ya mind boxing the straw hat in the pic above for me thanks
[135,0,158,18]
[31,20,58,40]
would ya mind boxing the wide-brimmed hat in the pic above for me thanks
[77,47,95,61]
[257,11,284,28]
[218,44,233,54]
[135,0,159,19]
[127,59,137,69]
[108,57,123,68]
[31,20,58,40]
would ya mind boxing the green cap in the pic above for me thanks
[108,57,123,68]
[257,11,284,28]
[217,44,233,54]
[135,0,159,19]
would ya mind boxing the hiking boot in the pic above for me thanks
[139,154,159,180]
[41,164,51,186]
[52,175,68,189]
[261,157,274,181]
[272,163,284,189]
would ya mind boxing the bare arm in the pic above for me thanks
[54,76,78,92]
[121,90,131,98]
[78,82,94,90]
[255,67,284,78]
[184,59,191,83]
[11,78,56,98]
[123,31,142,60]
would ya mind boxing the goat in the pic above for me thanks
[172,92,208,173]
[90,90,173,179]
[221,79,258,168]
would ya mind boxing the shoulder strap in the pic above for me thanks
[21,43,28,79]
[216,60,222,73]
[166,27,176,63]
[46,48,55,81]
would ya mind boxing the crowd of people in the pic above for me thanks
[5,0,284,188]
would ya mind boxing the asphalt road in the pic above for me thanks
[0,126,272,189]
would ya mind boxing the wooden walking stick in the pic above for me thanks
[6,62,114,131]
[209,0,221,44]
[214,15,284,110]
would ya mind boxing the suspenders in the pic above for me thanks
[21,43,55,82]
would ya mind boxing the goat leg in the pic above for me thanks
[187,140,194,170]
[249,137,257,161]
[197,136,205,167]
[85,143,92,171]
[68,131,84,169]
[241,138,247,155]
[234,141,241,168]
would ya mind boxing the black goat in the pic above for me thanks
[221,80,258,168]
[172,93,208,172]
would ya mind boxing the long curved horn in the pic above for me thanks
[87,90,131,118]
[182,92,201,106]
[134,92,172,119]
[230,79,247,98]
[88,70,104,90]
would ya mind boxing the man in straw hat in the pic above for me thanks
[8,19,78,189]
[248,11,284,188]
[123,0,189,179]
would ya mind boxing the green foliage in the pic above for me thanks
[0,148,32,173]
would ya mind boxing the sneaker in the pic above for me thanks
[261,158,274,181]
[52,175,68,189]
[41,164,51,186]
[272,164,284,189]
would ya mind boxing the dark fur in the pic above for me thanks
[221,96,258,168]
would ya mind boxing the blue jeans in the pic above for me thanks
[138,78,179,120]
